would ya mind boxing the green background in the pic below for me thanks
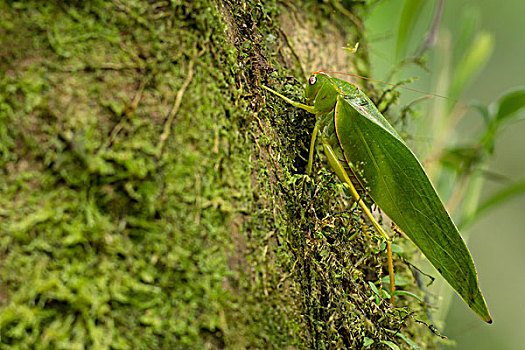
[367,0,525,349]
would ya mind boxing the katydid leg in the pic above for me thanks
[322,141,396,305]
[306,122,321,176]
[262,86,316,114]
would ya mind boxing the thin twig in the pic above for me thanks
[157,59,195,158]
[413,0,445,59]
[331,0,364,34]
[413,318,447,339]
[102,78,148,150]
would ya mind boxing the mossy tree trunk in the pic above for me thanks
[0,1,439,348]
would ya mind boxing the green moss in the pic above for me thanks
[0,0,440,348]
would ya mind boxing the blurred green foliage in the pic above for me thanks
[368,0,525,239]
[370,0,525,333]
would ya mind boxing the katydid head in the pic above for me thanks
[305,72,340,113]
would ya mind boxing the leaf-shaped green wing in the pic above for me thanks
[334,95,492,323]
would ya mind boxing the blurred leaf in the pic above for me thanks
[450,32,494,99]
[440,146,482,174]
[453,5,481,63]
[482,88,525,153]
[493,88,525,123]
[461,178,525,228]
[396,0,427,59]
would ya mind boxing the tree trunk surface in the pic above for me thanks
[0,1,439,348]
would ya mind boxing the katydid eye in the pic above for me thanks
[309,76,317,85]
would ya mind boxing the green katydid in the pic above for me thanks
[263,71,492,323]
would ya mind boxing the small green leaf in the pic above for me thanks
[363,337,374,347]
[481,88,525,153]
[381,288,391,299]
[397,334,422,350]
[380,340,400,350]
[391,290,424,303]
[368,281,380,296]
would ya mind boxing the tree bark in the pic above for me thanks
[0,0,439,348]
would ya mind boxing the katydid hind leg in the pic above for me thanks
[321,140,396,304]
